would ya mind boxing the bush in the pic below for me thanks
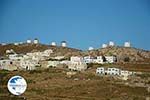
[124,57,130,62]
[29,70,42,74]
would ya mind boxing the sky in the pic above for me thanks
[0,0,150,50]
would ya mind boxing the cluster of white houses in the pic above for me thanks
[96,67,135,80]
[0,48,117,71]
[46,56,116,71]
[0,49,53,71]
[84,56,117,64]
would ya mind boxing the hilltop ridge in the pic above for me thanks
[0,44,150,63]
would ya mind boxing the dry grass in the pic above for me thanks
[0,67,149,100]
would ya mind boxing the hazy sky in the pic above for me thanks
[0,0,150,50]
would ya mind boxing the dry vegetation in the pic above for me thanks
[0,67,149,100]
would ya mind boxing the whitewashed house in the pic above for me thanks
[27,52,42,61]
[47,61,60,67]
[96,67,105,75]
[66,56,87,71]
[71,56,84,62]
[23,55,30,60]
[60,60,70,65]
[120,70,133,80]
[83,56,94,63]
[6,50,11,54]
[26,52,41,61]
[96,67,120,76]
[42,49,53,57]
[96,67,134,80]
[26,49,53,61]
[0,59,18,71]
[105,56,117,63]
[67,61,87,71]
[93,56,104,64]
[54,56,65,60]
[120,70,133,77]
[6,49,15,54]
[20,60,38,70]
[106,68,120,75]
[8,54,23,60]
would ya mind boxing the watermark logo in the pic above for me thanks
[7,75,27,95]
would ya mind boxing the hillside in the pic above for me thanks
[84,46,150,63]
[0,44,82,57]
[0,44,150,63]
[0,68,149,100]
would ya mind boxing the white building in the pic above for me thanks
[66,56,87,71]
[51,42,56,46]
[6,50,11,54]
[96,67,134,80]
[54,56,65,60]
[93,56,104,64]
[27,39,32,44]
[61,41,67,47]
[33,38,39,44]
[25,49,53,61]
[124,42,131,47]
[102,44,108,48]
[8,54,23,60]
[88,47,94,51]
[47,61,60,67]
[0,59,18,71]
[96,67,120,76]
[105,56,117,63]
[20,60,38,70]
[67,61,87,71]
[83,56,94,63]
[71,56,84,62]
[42,49,53,57]
[106,68,120,75]
[6,49,16,54]
[96,67,105,74]
[109,41,115,46]
[120,70,133,77]
[83,56,116,64]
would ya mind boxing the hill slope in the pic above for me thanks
[84,46,150,63]
[0,44,82,57]
[0,44,150,63]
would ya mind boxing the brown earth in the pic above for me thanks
[0,67,149,100]
[1,44,150,63]
[0,44,82,57]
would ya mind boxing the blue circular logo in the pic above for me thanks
[7,76,27,95]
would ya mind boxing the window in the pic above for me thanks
[10,62,13,64]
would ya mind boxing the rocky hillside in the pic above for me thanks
[0,44,150,63]
[84,46,150,63]
[0,44,82,57]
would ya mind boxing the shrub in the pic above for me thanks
[124,57,130,62]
